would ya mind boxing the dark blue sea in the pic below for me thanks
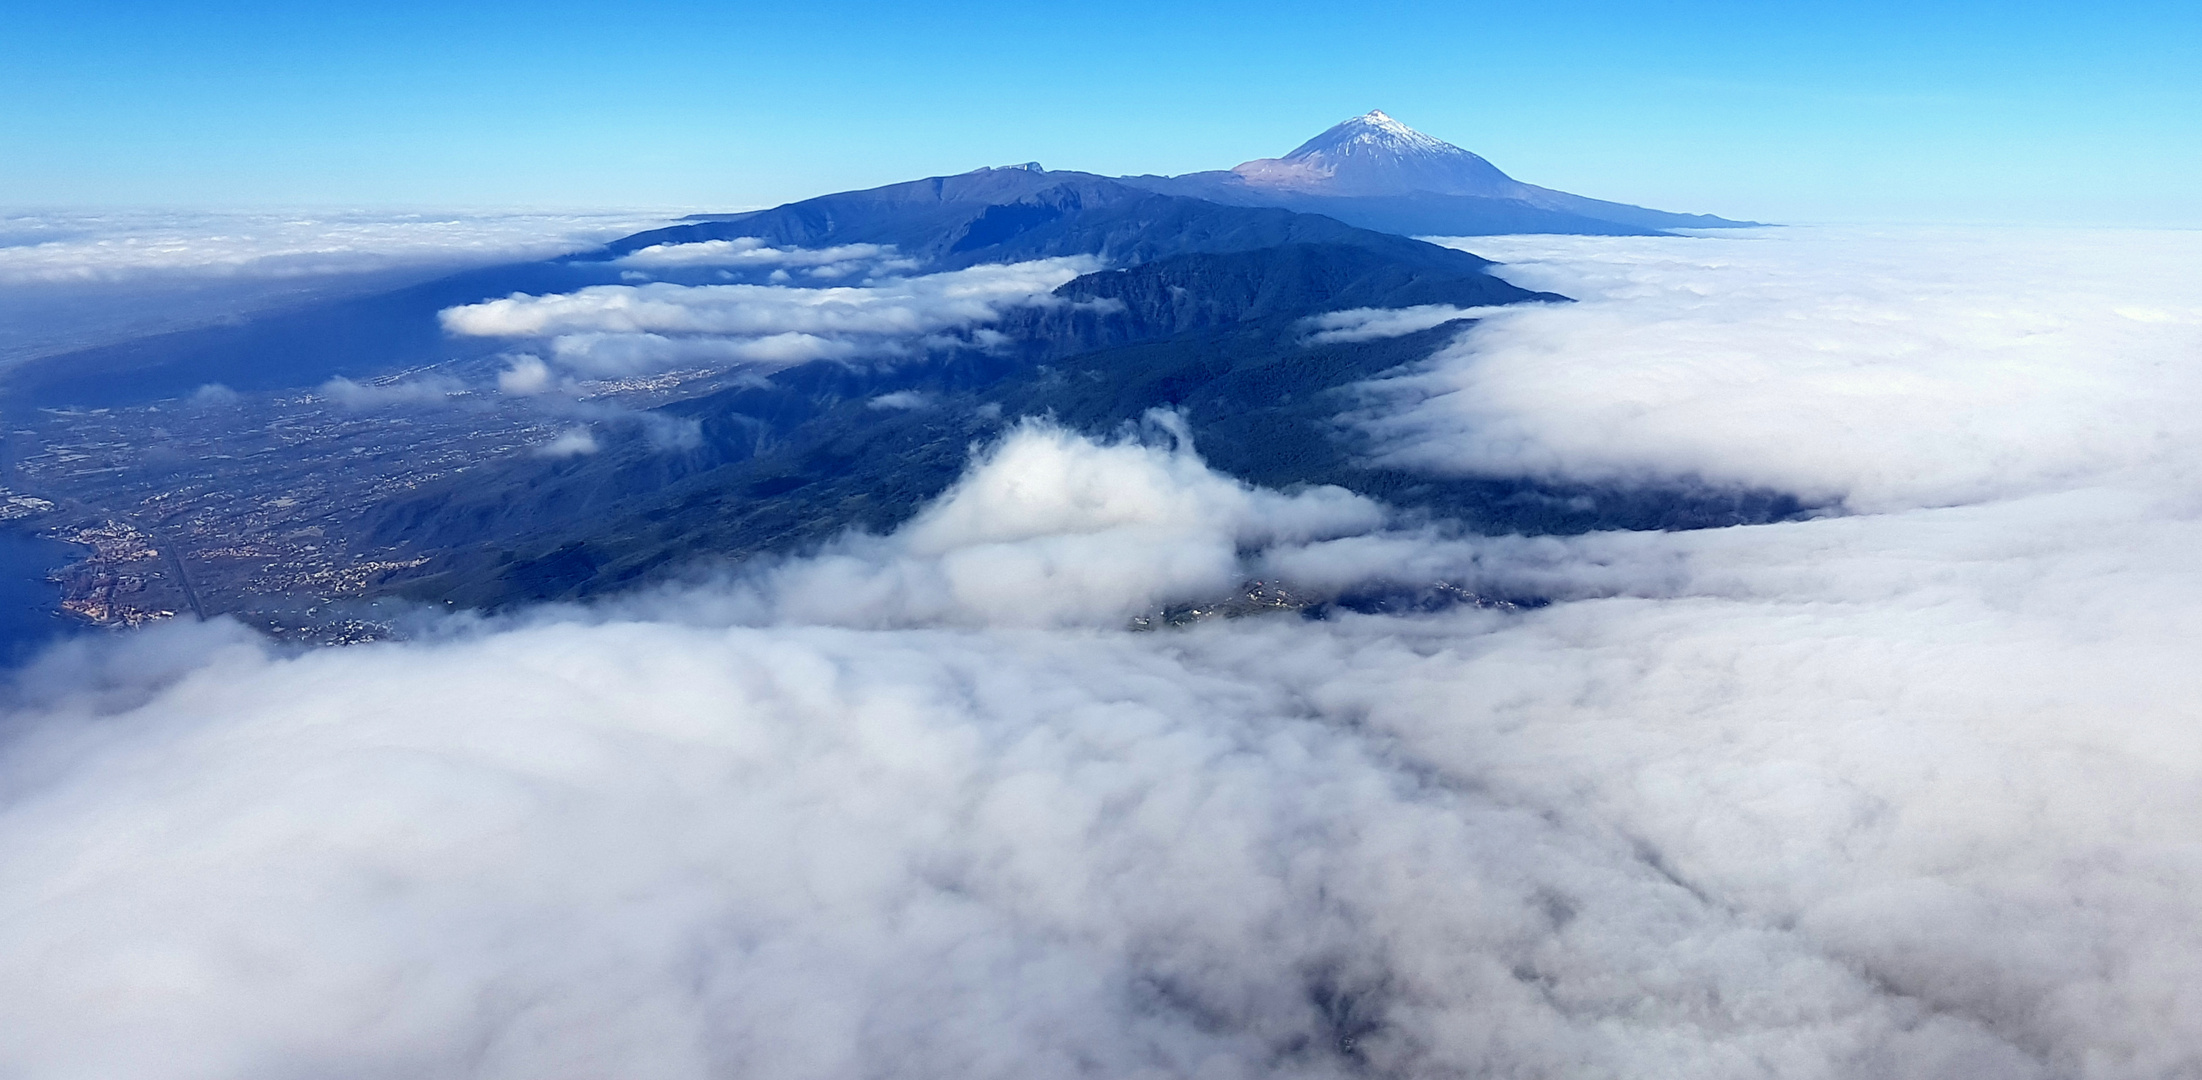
[0,529,83,666]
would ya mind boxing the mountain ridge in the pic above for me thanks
[1122,110,1760,236]
[1,170,1505,408]
[0,120,1796,631]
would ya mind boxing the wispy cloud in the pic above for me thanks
[318,374,469,409]
[616,237,920,278]
[1299,302,1515,344]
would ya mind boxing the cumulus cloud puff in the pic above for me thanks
[4,227,2201,1078]
[742,417,1384,628]
[494,354,554,395]
[441,257,1100,378]
[535,427,600,457]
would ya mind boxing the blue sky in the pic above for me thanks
[1,0,2196,224]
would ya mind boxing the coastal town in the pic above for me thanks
[0,362,742,641]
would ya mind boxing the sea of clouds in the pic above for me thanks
[0,209,677,286]
[3,226,2199,1079]
[0,209,678,365]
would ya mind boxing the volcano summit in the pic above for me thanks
[1128,110,1759,235]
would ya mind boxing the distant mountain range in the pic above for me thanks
[4,166,1543,408]
[0,115,1788,625]
[665,110,1760,242]
[3,112,1758,411]
[1122,110,1760,236]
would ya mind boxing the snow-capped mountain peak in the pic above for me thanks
[1231,110,1521,197]
[1288,110,1452,158]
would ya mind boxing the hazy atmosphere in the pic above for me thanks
[2,3,2197,1078]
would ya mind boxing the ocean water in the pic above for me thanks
[0,529,83,665]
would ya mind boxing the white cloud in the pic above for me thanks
[1265,485,2202,1079]
[1368,226,2202,513]
[546,330,867,376]
[535,427,600,457]
[8,609,2022,1080]
[0,210,684,364]
[185,383,241,407]
[0,209,673,286]
[441,257,1100,380]
[5,227,2202,1078]
[444,258,1097,338]
[318,375,468,409]
[1299,303,1514,344]
[866,390,935,410]
[615,237,920,275]
[495,355,555,396]
[744,417,1384,629]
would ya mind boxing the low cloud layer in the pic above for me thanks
[4,227,2200,1078]
[1370,227,2202,512]
[0,209,672,286]
[318,374,469,409]
[444,257,1100,378]
[1299,303,1514,344]
[0,209,679,364]
[616,237,920,278]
